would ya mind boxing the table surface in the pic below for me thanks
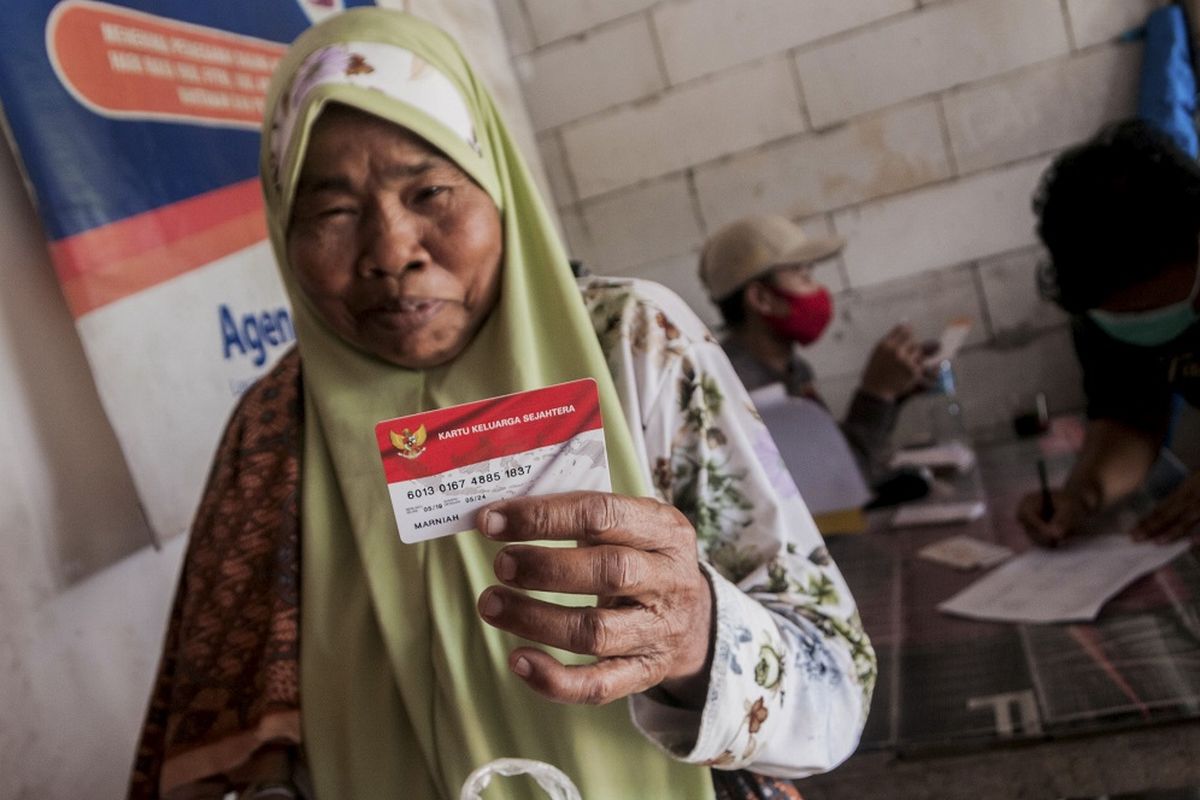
[796,420,1200,799]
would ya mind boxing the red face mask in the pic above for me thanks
[763,284,833,345]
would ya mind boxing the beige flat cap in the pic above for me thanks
[699,215,845,301]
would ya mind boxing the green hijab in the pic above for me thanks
[260,9,714,799]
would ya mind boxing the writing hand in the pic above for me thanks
[1016,488,1086,547]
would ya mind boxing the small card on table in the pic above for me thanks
[375,378,611,544]
[918,534,1013,571]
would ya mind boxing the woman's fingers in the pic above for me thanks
[479,491,690,552]
[478,586,660,657]
[475,491,712,705]
[495,543,658,596]
[507,646,660,706]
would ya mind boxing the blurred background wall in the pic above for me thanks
[495,0,1170,439]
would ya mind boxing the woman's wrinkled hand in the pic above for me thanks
[1133,473,1200,543]
[475,491,714,708]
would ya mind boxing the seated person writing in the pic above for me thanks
[128,11,874,800]
[699,215,928,489]
[1018,119,1200,547]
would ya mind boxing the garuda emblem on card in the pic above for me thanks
[389,425,427,460]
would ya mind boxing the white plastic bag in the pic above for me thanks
[459,758,581,800]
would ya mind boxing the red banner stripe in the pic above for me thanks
[51,178,263,280]
[377,379,604,482]
[48,179,267,317]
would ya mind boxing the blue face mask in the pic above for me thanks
[1088,268,1200,347]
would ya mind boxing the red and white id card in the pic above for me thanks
[375,378,612,544]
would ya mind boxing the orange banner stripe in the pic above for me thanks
[56,207,267,318]
[50,178,264,281]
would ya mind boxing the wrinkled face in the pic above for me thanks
[286,104,503,368]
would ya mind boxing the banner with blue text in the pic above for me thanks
[0,0,374,543]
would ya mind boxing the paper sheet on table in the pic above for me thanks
[891,440,976,473]
[749,384,872,515]
[938,534,1190,623]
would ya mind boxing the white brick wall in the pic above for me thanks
[574,174,702,272]
[495,0,1169,432]
[833,157,1049,289]
[942,44,1141,174]
[493,0,535,55]
[977,246,1068,339]
[535,131,575,205]
[1066,0,1167,49]
[794,0,1069,127]
[521,0,658,44]
[694,99,952,228]
[562,56,804,198]
[652,0,913,84]
[558,204,597,267]
[516,16,664,130]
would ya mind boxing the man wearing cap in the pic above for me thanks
[699,215,927,484]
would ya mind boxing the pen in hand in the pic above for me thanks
[1037,458,1058,547]
[1037,458,1054,519]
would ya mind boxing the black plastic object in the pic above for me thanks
[865,466,933,509]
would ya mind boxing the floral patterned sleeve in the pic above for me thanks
[583,277,876,778]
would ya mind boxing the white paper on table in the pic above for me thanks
[938,534,1190,623]
[891,440,976,473]
[893,500,986,529]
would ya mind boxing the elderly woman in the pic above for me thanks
[129,9,873,800]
